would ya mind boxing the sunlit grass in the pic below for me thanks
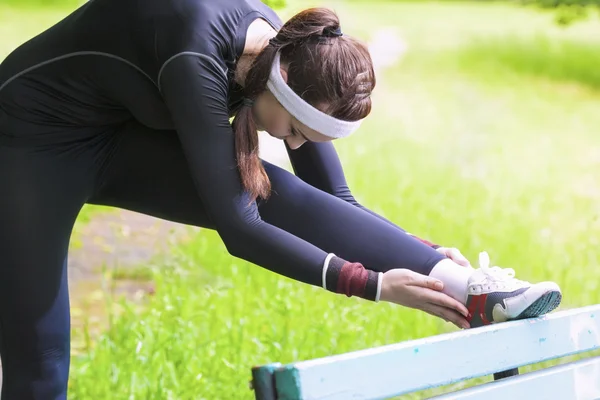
[2,1,599,398]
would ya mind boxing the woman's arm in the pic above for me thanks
[285,140,442,248]
[158,53,381,300]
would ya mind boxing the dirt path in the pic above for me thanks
[67,209,200,349]
[68,209,194,284]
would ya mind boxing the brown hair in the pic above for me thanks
[232,7,376,202]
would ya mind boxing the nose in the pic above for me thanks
[285,135,307,150]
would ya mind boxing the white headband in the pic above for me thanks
[266,51,363,139]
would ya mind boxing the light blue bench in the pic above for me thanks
[250,304,600,399]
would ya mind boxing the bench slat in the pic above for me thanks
[270,305,600,400]
[431,355,600,400]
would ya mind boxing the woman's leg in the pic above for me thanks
[257,161,561,324]
[0,137,101,399]
[89,121,443,275]
[90,122,561,326]
[88,123,215,229]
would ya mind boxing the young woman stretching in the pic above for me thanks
[0,0,562,398]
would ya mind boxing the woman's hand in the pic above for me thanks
[436,247,471,267]
[379,269,470,329]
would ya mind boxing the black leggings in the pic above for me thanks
[0,121,442,399]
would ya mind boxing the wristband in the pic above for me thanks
[322,255,380,301]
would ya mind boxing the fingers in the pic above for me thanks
[424,303,470,329]
[404,272,469,318]
[449,248,471,267]
[437,247,471,267]
[405,271,444,291]
[420,287,470,319]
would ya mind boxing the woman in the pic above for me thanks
[0,0,561,398]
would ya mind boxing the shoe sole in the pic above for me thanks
[512,289,562,321]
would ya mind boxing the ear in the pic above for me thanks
[280,66,288,83]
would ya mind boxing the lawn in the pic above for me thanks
[2,0,600,398]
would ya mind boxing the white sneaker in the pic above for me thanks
[466,252,562,328]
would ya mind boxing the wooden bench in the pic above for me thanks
[250,304,600,399]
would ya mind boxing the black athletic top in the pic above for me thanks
[0,0,434,294]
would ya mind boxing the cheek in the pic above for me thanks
[263,109,290,136]
[272,119,290,135]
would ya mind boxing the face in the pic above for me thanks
[251,66,334,150]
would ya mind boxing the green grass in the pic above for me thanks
[0,0,81,5]
[69,231,458,399]
[0,4,73,58]
[455,34,600,90]
[3,0,600,398]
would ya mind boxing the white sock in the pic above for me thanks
[429,259,475,304]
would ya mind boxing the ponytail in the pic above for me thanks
[232,100,271,202]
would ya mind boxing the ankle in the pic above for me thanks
[429,258,474,305]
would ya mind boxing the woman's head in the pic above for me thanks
[233,7,376,202]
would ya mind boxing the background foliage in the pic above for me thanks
[519,0,600,25]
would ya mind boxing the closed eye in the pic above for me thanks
[291,127,310,142]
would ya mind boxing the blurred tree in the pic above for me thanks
[519,0,600,25]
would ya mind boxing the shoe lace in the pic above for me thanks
[478,251,518,282]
